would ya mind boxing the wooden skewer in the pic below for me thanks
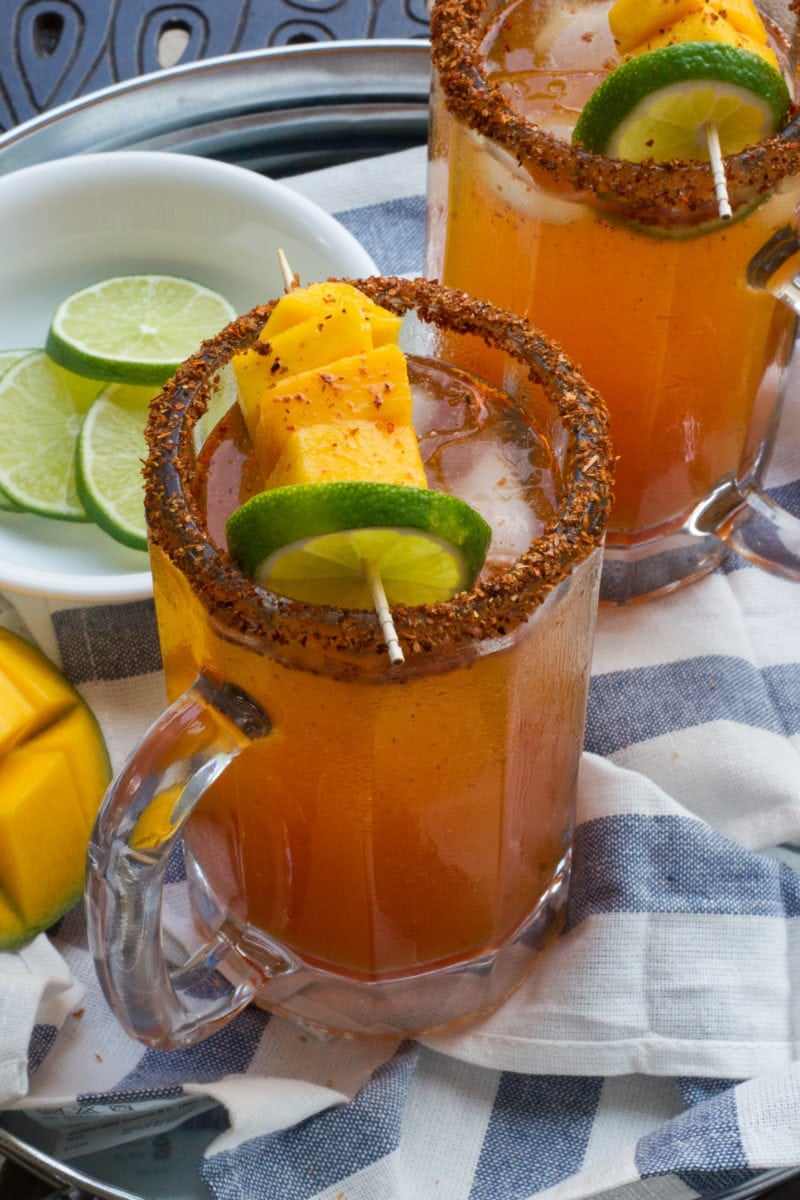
[705,123,732,221]
[363,559,405,665]
[276,250,405,667]
[278,247,299,293]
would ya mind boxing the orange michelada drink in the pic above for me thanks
[86,277,612,1048]
[427,0,800,601]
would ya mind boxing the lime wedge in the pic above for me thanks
[573,43,790,161]
[46,274,237,386]
[226,481,493,608]
[0,351,35,513]
[76,383,154,551]
[0,352,103,520]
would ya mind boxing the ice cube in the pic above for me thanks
[437,433,543,564]
[472,133,584,226]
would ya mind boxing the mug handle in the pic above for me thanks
[86,674,279,1050]
[709,227,800,578]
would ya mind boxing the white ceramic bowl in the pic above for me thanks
[0,150,376,602]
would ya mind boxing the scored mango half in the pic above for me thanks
[0,628,110,950]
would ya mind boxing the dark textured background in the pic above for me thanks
[0,0,430,133]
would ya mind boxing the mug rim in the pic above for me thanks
[144,275,613,658]
[430,0,800,222]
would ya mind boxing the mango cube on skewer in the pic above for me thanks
[264,421,428,490]
[632,11,777,66]
[252,344,414,477]
[260,281,402,347]
[610,0,771,56]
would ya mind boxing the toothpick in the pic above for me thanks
[363,559,405,665]
[275,250,405,667]
[705,123,732,221]
[277,247,299,293]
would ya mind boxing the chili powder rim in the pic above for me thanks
[143,276,613,658]
[430,0,800,219]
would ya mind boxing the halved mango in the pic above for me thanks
[0,629,110,951]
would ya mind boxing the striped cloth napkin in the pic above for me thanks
[1,145,799,1200]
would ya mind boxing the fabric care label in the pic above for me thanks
[8,1095,218,1159]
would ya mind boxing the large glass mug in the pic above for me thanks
[85,276,612,1049]
[427,0,800,603]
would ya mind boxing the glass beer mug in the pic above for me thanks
[86,277,612,1048]
[427,0,800,602]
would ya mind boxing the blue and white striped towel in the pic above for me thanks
[1,146,799,1200]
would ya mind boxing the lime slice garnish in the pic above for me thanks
[46,274,237,386]
[76,383,154,551]
[226,481,493,608]
[0,352,103,520]
[573,43,790,161]
[0,351,35,513]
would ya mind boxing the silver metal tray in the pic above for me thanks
[0,37,796,1200]
[0,40,430,177]
[2,1108,799,1200]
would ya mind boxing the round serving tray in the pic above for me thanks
[0,39,430,177]
[2,1110,800,1200]
[0,36,797,1200]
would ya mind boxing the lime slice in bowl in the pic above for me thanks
[46,274,237,386]
[76,383,154,552]
[226,481,493,608]
[0,351,35,513]
[0,349,31,374]
[0,352,103,520]
[573,42,790,161]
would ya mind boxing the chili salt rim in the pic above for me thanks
[430,0,800,221]
[144,276,613,658]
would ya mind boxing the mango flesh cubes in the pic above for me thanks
[260,281,402,347]
[232,282,427,490]
[234,303,373,434]
[0,629,110,950]
[610,0,777,66]
[254,344,416,477]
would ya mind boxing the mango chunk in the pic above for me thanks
[0,672,60,758]
[253,344,414,477]
[0,747,83,929]
[233,303,373,436]
[0,628,110,951]
[54,705,115,827]
[634,13,777,65]
[708,0,770,42]
[610,0,770,55]
[0,635,76,755]
[259,291,330,338]
[265,421,428,490]
[261,281,402,347]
